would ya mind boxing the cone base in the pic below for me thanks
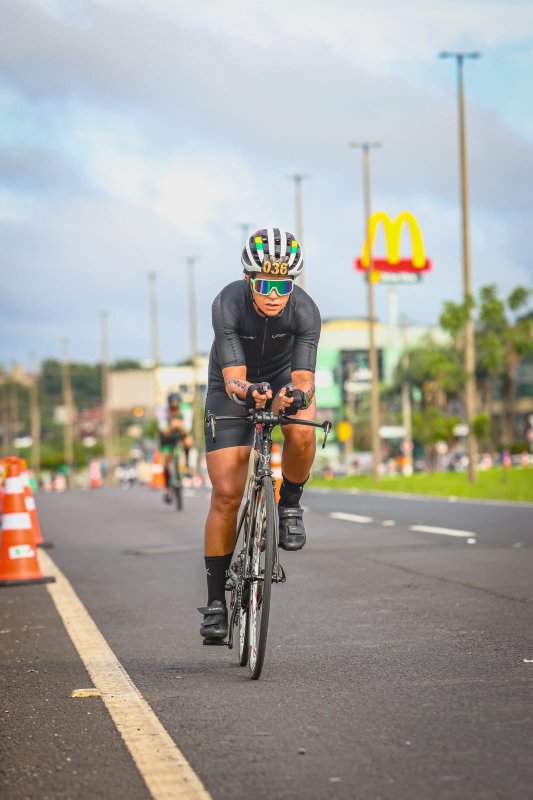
[0,575,56,587]
[37,542,54,549]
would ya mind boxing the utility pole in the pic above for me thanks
[8,378,20,451]
[147,271,160,416]
[186,257,202,456]
[0,378,8,456]
[61,337,75,472]
[400,315,413,476]
[350,141,382,481]
[100,312,113,479]
[439,50,480,483]
[287,174,309,290]
[29,354,41,474]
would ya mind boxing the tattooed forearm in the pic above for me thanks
[225,378,248,391]
[302,384,315,407]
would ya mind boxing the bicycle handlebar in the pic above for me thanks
[205,409,332,449]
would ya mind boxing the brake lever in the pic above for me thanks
[206,411,216,442]
[321,421,332,449]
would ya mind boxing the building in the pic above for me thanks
[315,317,447,415]
[109,358,209,416]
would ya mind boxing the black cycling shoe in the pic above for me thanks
[163,489,172,504]
[198,601,228,641]
[278,506,306,551]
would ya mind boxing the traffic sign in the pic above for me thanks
[337,421,352,443]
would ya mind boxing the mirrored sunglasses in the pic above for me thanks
[250,277,294,297]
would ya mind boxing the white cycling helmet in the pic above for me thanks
[241,227,304,278]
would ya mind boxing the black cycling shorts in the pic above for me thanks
[204,370,290,453]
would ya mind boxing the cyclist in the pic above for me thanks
[156,392,193,503]
[199,227,320,641]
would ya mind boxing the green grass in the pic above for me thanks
[309,468,533,502]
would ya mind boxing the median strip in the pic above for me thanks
[39,549,211,800]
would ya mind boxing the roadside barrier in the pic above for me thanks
[151,451,165,490]
[272,443,282,504]
[0,459,55,587]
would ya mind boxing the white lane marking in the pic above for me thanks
[382,520,396,527]
[330,512,374,524]
[39,549,211,800]
[409,524,476,539]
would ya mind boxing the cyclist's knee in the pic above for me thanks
[283,424,316,452]
[211,481,243,516]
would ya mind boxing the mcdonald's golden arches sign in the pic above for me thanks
[355,211,432,276]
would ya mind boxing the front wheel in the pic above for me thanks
[173,483,183,511]
[248,477,276,680]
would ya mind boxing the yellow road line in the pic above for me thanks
[39,549,211,800]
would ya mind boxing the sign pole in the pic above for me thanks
[350,141,382,481]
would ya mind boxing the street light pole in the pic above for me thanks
[186,257,202,455]
[61,337,75,472]
[29,354,41,475]
[439,50,480,483]
[287,174,309,290]
[237,223,252,242]
[100,312,113,478]
[147,271,160,417]
[350,142,382,481]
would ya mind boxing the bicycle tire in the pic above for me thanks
[173,483,183,511]
[171,454,183,511]
[248,476,276,680]
[238,604,249,666]
[235,497,250,666]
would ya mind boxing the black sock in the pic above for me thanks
[184,447,190,468]
[164,467,170,487]
[205,553,233,606]
[279,474,308,508]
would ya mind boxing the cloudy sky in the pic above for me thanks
[2,0,532,368]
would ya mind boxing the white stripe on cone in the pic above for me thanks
[2,512,32,530]
[25,497,36,511]
[9,544,35,560]
[4,477,24,495]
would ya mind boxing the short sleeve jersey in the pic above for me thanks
[207,280,321,391]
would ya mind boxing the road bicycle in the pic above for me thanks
[205,406,331,680]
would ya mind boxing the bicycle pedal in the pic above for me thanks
[202,638,228,647]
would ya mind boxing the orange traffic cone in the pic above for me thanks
[18,458,51,549]
[89,459,102,489]
[0,460,55,587]
[151,451,165,490]
[272,443,282,504]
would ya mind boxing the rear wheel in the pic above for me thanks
[248,477,276,680]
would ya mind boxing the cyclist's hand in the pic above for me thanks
[279,383,305,416]
[170,419,184,431]
[245,382,272,409]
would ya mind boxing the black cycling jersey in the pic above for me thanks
[207,280,321,391]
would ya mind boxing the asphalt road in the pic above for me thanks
[2,485,533,800]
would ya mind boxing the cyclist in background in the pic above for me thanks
[156,392,193,503]
[199,227,321,642]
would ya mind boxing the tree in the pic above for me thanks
[111,359,142,371]
[393,335,462,410]
[476,285,533,444]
